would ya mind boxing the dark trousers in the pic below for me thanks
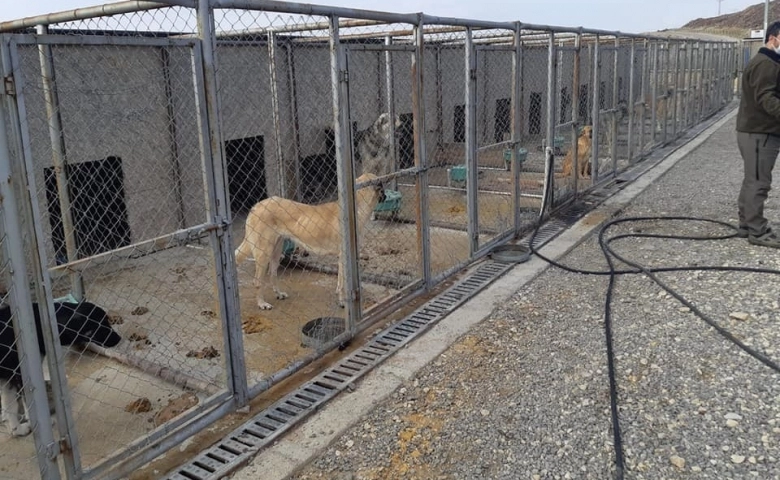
[736,131,780,236]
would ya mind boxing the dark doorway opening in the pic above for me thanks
[45,156,131,264]
[224,135,266,215]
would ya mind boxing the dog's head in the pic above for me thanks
[580,125,593,139]
[372,113,404,140]
[56,302,122,348]
[355,172,386,204]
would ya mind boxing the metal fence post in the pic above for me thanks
[511,23,523,235]
[0,66,61,480]
[697,42,706,121]
[464,27,479,254]
[412,16,432,288]
[590,34,601,185]
[384,34,397,191]
[611,36,619,174]
[684,41,693,129]
[3,33,83,479]
[195,0,248,406]
[268,31,289,199]
[284,40,302,201]
[35,24,84,301]
[540,30,556,212]
[672,41,682,138]
[570,30,581,192]
[661,40,670,144]
[650,41,659,146]
[639,38,648,156]
[329,15,362,331]
[626,38,636,163]
[160,45,186,230]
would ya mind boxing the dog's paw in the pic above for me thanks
[275,291,288,300]
[258,301,274,310]
[11,422,31,437]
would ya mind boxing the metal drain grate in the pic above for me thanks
[163,259,516,480]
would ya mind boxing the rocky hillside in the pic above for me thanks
[681,1,779,38]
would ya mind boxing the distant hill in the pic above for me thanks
[679,1,780,38]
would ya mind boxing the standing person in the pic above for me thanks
[736,20,780,249]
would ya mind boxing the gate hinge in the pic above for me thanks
[339,69,349,83]
[4,75,15,96]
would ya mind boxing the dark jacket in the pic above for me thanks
[737,47,780,135]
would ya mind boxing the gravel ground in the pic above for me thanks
[283,113,780,479]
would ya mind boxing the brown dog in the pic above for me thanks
[234,173,385,310]
[560,125,593,179]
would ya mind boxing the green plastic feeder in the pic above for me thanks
[374,189,402,213]
[449,165,468,182]
[283,238,296,256]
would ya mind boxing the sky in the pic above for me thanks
[0,0,769,34]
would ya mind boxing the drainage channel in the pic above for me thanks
[163,199,597,480]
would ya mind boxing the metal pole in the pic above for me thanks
[511,23,523,235]
[412,17,431,288]
[626,38,636,163]
[663,40,671,143]
[684,42,694,128]
[160,46,186,229]
[0,69,61,480]
[611,36,619,174]
[384,34,397,191]
[268,31,289,198]
[672,41,682,138]
[329,15,362,329]
[195,0,248,405]
[571,31,581,193]
[541,31,556,213]
[650,41,659,145]
[464,27,479,254]
[36,24,84,301]
[590,35,601,185]
[284,42,302,201]
[639,38,648,155]
[698,43,707,120]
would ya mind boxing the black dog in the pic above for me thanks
[1,301,122,436]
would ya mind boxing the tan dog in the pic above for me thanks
[642,87,673,132]
[235,173,385,310]
[560,125,593,179]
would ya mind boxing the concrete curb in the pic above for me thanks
[228,105,739,480]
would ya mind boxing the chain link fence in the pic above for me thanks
[0,1,739,478]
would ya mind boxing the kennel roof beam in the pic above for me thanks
[0,0,195,33]
[214,0,419,24]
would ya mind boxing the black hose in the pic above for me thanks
[527,167,780,479]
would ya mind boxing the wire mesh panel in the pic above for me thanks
[549,38,581,208]
[626,40,645,163]
[474,39,516,247]
[210,10,363,388]
[342,26,425,325]
[5,7,241,478]
[425,35,472,277]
